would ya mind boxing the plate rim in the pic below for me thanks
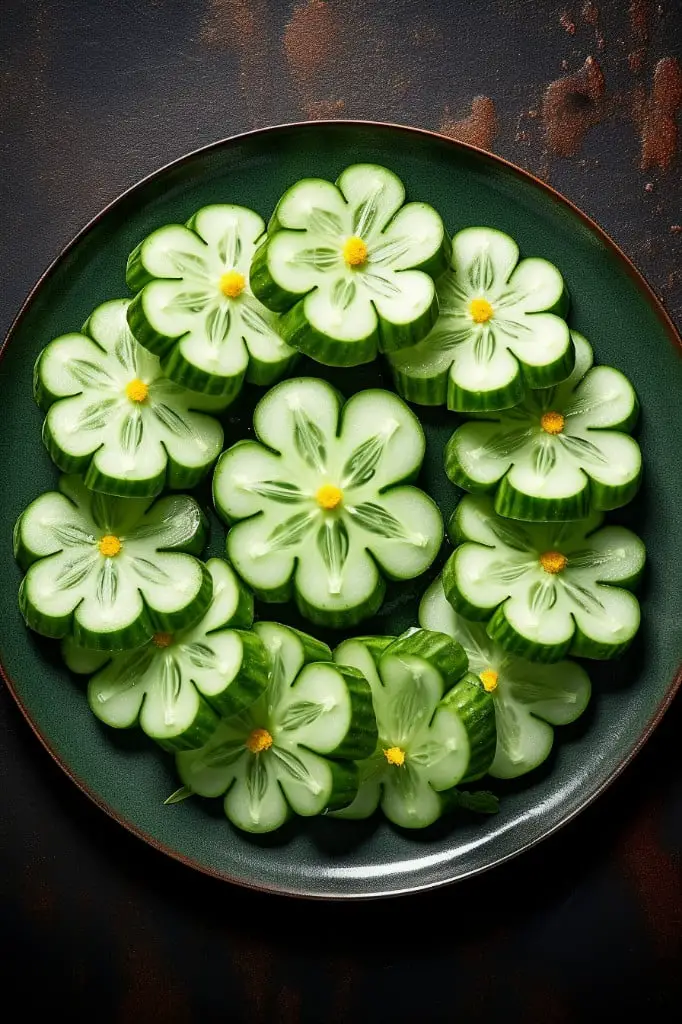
[2,118,681,900]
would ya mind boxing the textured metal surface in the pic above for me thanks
[1,0,681,1019]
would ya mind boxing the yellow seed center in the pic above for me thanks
[316,484,343,510]
[383,746,406,767]
[219,270,246,298]
[246,727,273,754]
[98,534,122,557]
[479,669,499,693]
[125,378,149,403]
[540,411,565,435]
[152,632,174,648]
[342,236,368,267]
[540,550,568,574]
[469,297,494,323]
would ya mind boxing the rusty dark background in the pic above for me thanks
[1,1,681,1020]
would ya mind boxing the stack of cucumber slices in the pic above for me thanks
[13,163,646,835]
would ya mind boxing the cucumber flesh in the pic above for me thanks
[36,299,228,498]
[389,226,573,411]
[443,494,645,661]
[126,205,296,397]
[174,622,375,833]
[15,475,210,650]
[333,629,495,828]
[250,164,449,367]
[445,332,642,521]
[82,558,267,750]
[214,378,442,628]
[420,577,591,778]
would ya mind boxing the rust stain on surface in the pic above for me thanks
[620,801,682,958]
[559,11,576,35]
[283,0,344,120]
[542,56,606,157]
[628,0,650,73]
[635,57,682,170]
[199,0,274,125]
[439,96,498,152]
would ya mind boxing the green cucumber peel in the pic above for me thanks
[443,494,645,662]
[174,621,377,833]
[420,577,591,778]
[15,474,211,650]
[35,299,228,497]
[249,163,450,366]
[445,332,642,521]
[126,204,296,397]
[332,628,496,828]
[389,226,574,411]
[63,558,264,751]
[213,378,443,628]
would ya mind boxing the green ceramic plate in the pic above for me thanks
[1,122,681,899]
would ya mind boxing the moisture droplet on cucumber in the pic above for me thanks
[35,298,229,498]
[420,577,591,778]
[174,621,377,833]
[445,332,642,522]
[443,494,645,662]
[249,164,450,366]
[14,475,211,650]
[213,377,443,628]
[332,629,496,828]
[126,204,297,398]
[389,226,574,411]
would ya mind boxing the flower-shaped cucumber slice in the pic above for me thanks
[212,378,443,627]
[249,163,450,367]
[126,204,296,398]
[332,629,496,828]
[420,577,591,778]
[35,299,228,498]
[389,226,574,411]
[173,621,377,833]
[14,475,211,650]
[443,494,645,662]
[62,558,267,751]
[445,332,642,521]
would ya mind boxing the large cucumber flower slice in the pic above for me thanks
[63,558,266,751]
[174,622,377,833]
[250,163,450,366]
[389,227,574,411]
[213,378,443,628]
[333,629,496,828]
[35,299,227,497]
[443,494,646,662]
[15,475,211,650]
[126,204,296,398]
[420,577,591,778]
[445,333,642,521]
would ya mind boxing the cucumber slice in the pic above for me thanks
[249,164,450,367]
[15,474,211,650]
[213,378,443,627]
[78,558,266,750]
[389,226,574,411]
[420,577,591,777]
[445,333,642,521]
[174,622,377,833]
[333,629,496,828]
[126,205,296,397]
[443,494,645,661]
[35,298,228,497]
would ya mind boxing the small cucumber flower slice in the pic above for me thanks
[389,226,573,411]
[443,494,645,661]
[445,333,642,521]
[420,577,591,778]
[35,298,228,497]
[15,474,211,650]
